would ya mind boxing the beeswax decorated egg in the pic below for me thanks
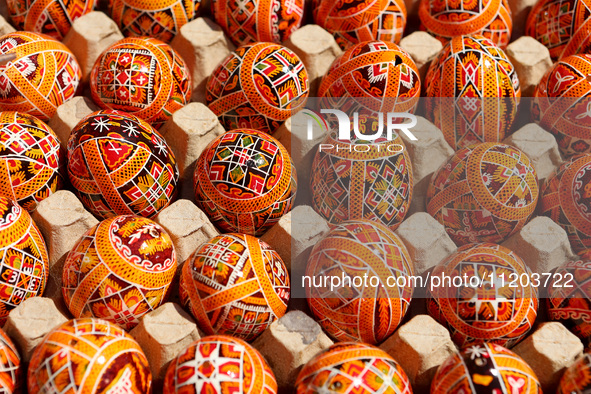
[0,196,48,323]
[163,335,277,393]
[90,37,191,129]
[62,215,176,330]
[206,42,308,134]
[6,0,94,40]
[313,0,407,49]
[540,154,591,254]
[319,40,420,116]
[193,129,296,237]
[28,318,152,393]
[306,220,414,345]
[0,327,20,393]
[427,142,538,245]
[533,54,591,156]
[428,243,538,348]
[179,233,289,342]
[424,35,520,150]
[558,353,591,394]
[419,0,513,48]
[0,32,81,121]
[526,0,591,59]
[295,342,412,393]
[431,343,541,393]
[547,259,591,348]
[67,110,179,219]
[211,0,304,46]
[110,0,200,42]
[0,111,63,211]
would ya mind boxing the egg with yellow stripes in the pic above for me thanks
[179,233,290,341]
[62,215,177,330]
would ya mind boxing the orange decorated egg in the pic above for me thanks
[179,233,289,342]
[62,215,177,330]
[110,0,200,42]
[211,0,304,46]
[318,40,420,116]
[296,342,412,393]
[0,327,20,393]
[6,0,94,40]
[0,196,48,323]
[526,0,591,59]
[305,219,414,345]
[163,335,277,393]
[427,142,538,245]
[313,0,407,49]
[540,154,591,254]
[424,35,520,150]
[428,243,538,348]
[90,37,191,129]
[0,32,81,121]
[28,318,152,393]
[67,110,179,219]
[533,54,591,156]
[419,0,513,48]
[193,129,296,237]
[0,111,63,211]
[558,353,591,394]
[206,42,308,134]
[431,343,541,393]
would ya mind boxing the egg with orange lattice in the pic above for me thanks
[0,31,81,121]
[0,327,20,393]
[428,243,538,348]
[179,233,290,342]
[206,42,309,134]
[424,35,520,150]
[193,129,296,237]
[558,353,591,394]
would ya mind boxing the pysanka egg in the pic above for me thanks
[431,343,541,393]
[424,35,520,150]
[313,0,407,49]
[28,318,152,393]
[163,335,277,393]
[533,54,591,156]
[427,142,538,245]
[67,110,179,219]
[0,32,81,121]
[311,128,413,229]
[305,220,414,345]
[110,0,200,42]
[62,215,177,330]
[295,343,412,393]
[0,327,20,394]
[211,0,304,46]
[558,353,591,394]
[547,259,591,348]
[6,0,94,40]
[540,154,591,254]
[206,42,309,134]
[90,37,191,128]
[193,129,296,237]
[0,196,48,323]
[428,243,538,348]
[319,40,421,116]
[179,233,290,342]
[526,0,591,59]
[0,111,63,211]
[419,0,513,48]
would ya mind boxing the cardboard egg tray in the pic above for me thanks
[0,0,586,392]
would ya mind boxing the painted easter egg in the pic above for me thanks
[558,353,591,394]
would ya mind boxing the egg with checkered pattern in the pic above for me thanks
[179,233,290,342]
[193,129,296,237]
[62,215,177,330]
[67,110,179,220]
[206,42,309,134]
